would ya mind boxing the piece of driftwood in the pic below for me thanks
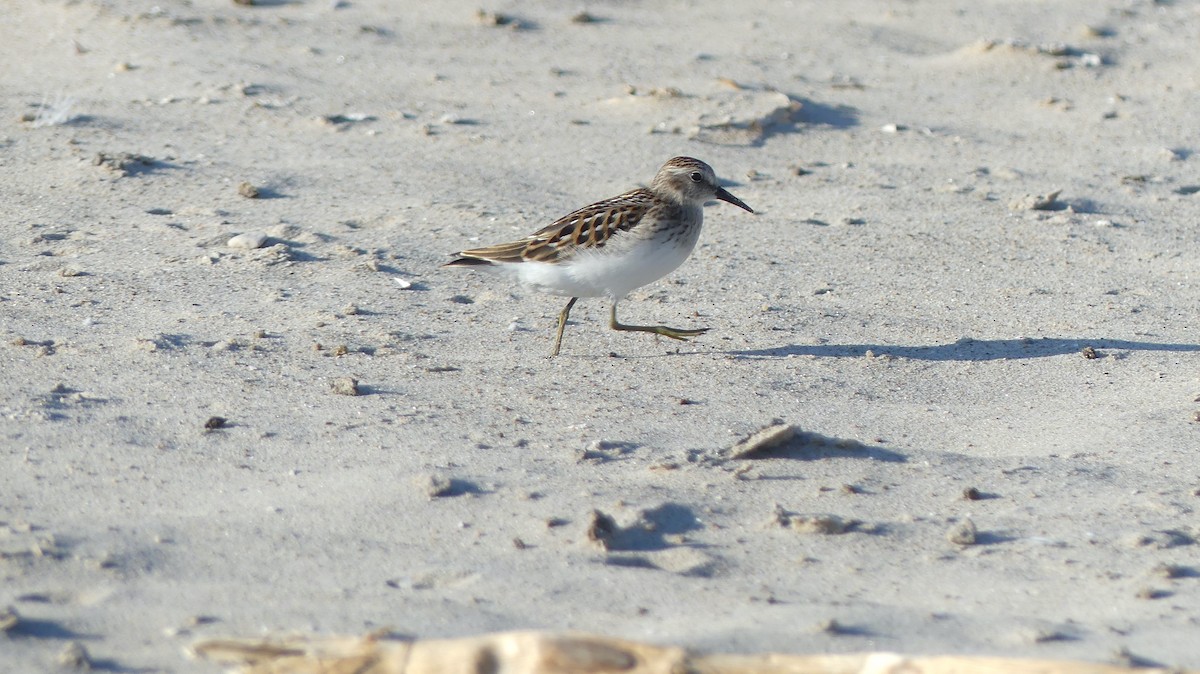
[190,630,1188,674]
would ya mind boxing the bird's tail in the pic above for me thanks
[442,256,496,268]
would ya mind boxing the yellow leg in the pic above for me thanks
[550,297,578,357]
[608,301,708,342]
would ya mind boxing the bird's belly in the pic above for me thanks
[515,261,605,297]
[567,235,697,298]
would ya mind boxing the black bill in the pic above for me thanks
[715,187,754,213]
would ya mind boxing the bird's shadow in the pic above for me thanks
[730,337,1200,362]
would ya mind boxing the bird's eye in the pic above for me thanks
[689,172,703,182]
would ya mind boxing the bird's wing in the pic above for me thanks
[454,189,654,265]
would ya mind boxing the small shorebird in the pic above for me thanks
[443,156,753,356]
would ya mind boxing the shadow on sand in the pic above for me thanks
[730,336,1200,362]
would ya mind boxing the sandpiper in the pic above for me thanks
[444,157,753,356]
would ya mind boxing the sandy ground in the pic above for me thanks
[3,0,1199,671]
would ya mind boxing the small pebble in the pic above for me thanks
[1111,648,1158,669]
[586,509,619,550]
[772,506,858,534]
[475,9,518,27]
[1160,148,1184,162]
[331,377,360,396]
[729,422,796,459]
[1151,563,1188,579]
[57,642,92,669]
[947,518,977,545]
[418,473,455,498]
[228,232,268,250]
[815,618,848,634]
[1013,626,1073,644]
[210,339,241,352]
[237,181,260,198]
[1009,190,1063,211]
[1136,587,1170,600]
[0,606,18,633]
